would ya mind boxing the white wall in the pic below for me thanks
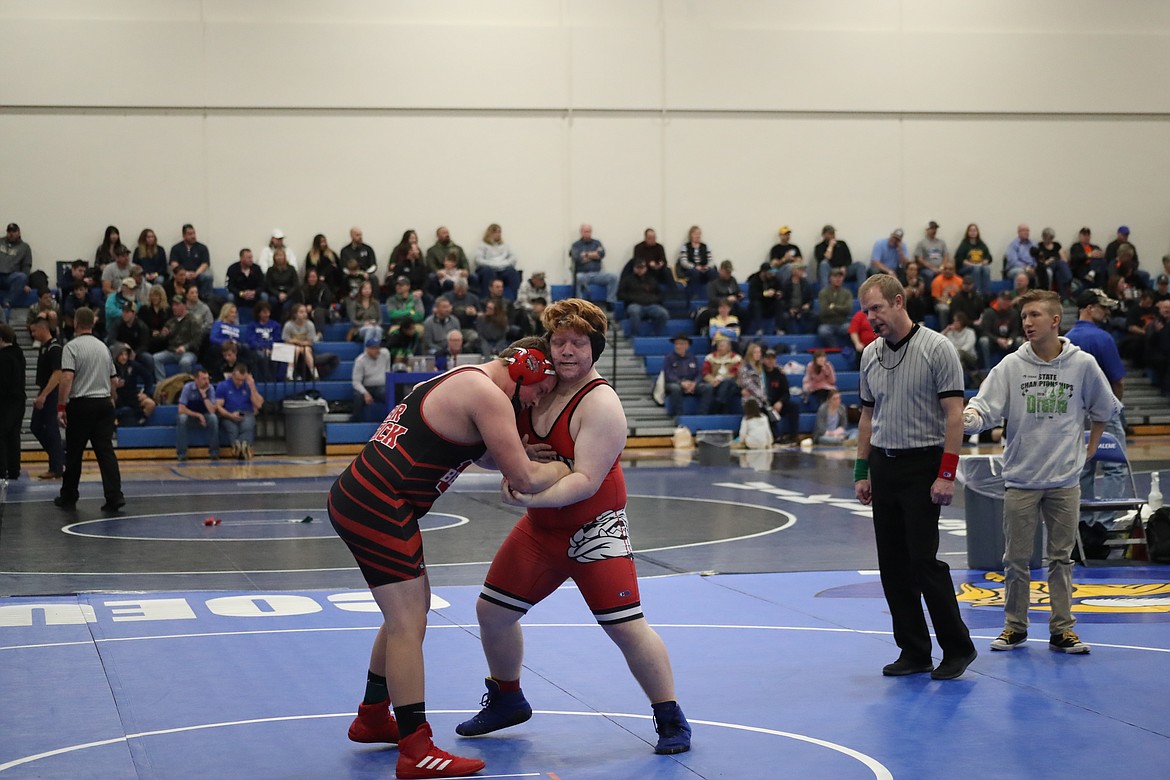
[2,0,1168,283]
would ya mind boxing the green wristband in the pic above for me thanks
[853,458,870,482]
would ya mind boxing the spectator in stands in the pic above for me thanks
[443,277,482,348]
[29,287,60,332]
[339,257,369,301]
[902,263,931,324]
[570,223,617,311]
[216,363,264,460]
[282,303,319,381]
[802,349,837,407]
[1108,245,1147,322]
[427,249,469,298]
[815,224,865,287]
[424,226,467,275]
[817,267,853,349]
[814,389,856,445]
[619,259,669,337]
[1032,227,1070,298]
[176,368,219,461]
[304,234,342,293]
[1009,272,1033,302]
[293,267,334,332]
[1120,289,1158,366]
[943,311,980,387]
[183,285,213,331]
[747,260,783,335]
[950,275,986,332]
[702,334,742,414]
[211,340,247,383]
[474,223,521,298]
[152,295,203,381]
[476,298,510,356]
[101,244,134,297]
[1004,224,1036,281]
[105,274,139,325]
[391,241,429,299]
[130,228,165,287]
[265,248,299,321]
[1155,273,1170,304]
[385,275,424,326]
[226,248,266,306]
[170,224,213,299]
[515,271,550,312]
[435,328,467,371]
[978,290,1023,369]
[706,297,741,343]
[95,225,122,271]
[1145,298,1170,393]
[1,223,33,323]
[421,296,459,355]
[1105,226,1137,267]
[346,279,384,344]
[931,261,964,329]
[386,230,418,279]
[912,221,948,282]
[110,343,156,427]
[384,315,421,369]
[663,332,713,417]
[128,265,152,308]
[760,347,800,444]
[108,302,156,393]
[778,263,813,334]
[870,229,906,277]
[738,341,774,429]
[768,227,803,284]
[739,398,773,450]
[351,337,391,422]
[848,305,877,367]
[248,301,280,381]
[955,223,993,295]
[706,259,743,313]
[162,267,194,304]
[340,227,378,288]
[1068,227,1105,288]
[139,284,172,353]
[209,302,246,367]
[633,227,669,267]
[676,225,715,297]
[62,280,98,340]
[259,228,296,273]
[0,324,24,477]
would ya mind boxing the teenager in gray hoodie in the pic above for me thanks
[963,289,1119,656]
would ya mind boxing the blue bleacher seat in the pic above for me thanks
[318,341,362,359]
[325,422,379,444]
[550,284,572,301]
[644,355,665,375]
[323,323,351,340]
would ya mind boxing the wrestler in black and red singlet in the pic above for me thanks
[328,367,487,586]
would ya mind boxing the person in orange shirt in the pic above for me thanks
[930,261,964,328]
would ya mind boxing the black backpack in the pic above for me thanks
[1145,507,1170,563]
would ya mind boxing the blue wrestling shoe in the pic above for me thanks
[653,701,692,754]
[455,678,533,736]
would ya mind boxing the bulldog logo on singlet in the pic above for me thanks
[567,508,633,563]
[371,403,408,448]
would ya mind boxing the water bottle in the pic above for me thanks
[1149,471,1163,512]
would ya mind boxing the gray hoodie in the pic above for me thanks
[964,337,1120,489]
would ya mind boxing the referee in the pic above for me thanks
[53,307,124,513]
[854,274,976,680]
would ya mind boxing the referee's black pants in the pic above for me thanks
[869,448,973,663]
[60,397,122,505]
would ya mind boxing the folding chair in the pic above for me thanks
[1075,431,1147,565]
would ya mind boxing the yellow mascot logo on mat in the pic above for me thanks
[957,572,1170,613]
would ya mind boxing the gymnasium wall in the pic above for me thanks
[2,0,1168,282]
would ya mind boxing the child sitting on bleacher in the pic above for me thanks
[814,389,856,445]
[739,398,773,449]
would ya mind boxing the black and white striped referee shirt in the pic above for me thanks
[859,325,965,450]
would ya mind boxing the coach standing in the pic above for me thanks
[854,275,976,680]
[53,307,124,513]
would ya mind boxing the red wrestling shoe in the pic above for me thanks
[396,723,485,778]
[347,700,400,744]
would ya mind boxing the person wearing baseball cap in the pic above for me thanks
[259,228,297,273]
[1066,287,1128,535]
[1105,225,1137,266]
[870,228,907,277]
[1,222,32,323]
[769,225,803,284]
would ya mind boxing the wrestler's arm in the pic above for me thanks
[470,387,569,493]
[508,387,625,508]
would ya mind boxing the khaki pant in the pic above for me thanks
[1002,486,1080,635]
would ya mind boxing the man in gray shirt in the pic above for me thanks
[54,307,124,512]
[1,222,32,323]
[912,221,948,282]
[421,297,460,354]
[352,337,391,422]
